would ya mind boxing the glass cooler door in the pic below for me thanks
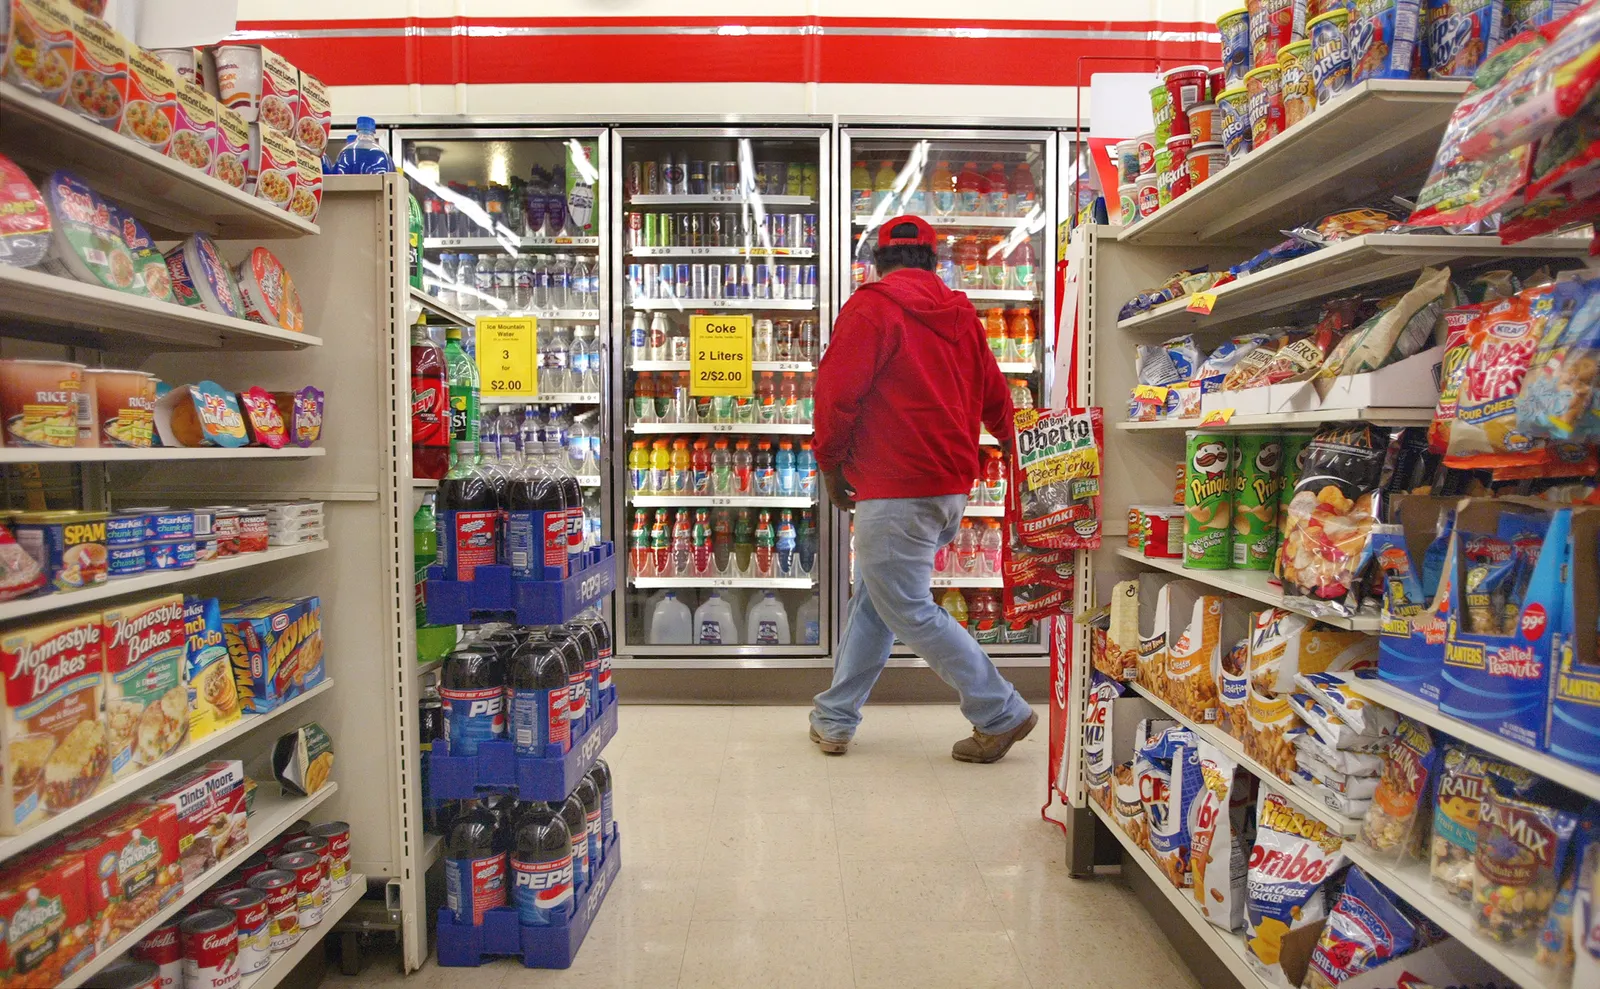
[611,128,831,662]
[837,128,1057,659]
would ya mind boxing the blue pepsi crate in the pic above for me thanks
[429,691,617,801]
[426,544,615,626]
[436,829,621,969]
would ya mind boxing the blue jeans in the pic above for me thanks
[811,494,1033,739]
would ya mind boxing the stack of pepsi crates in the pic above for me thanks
[427,548,621,969]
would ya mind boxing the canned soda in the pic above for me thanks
[215,888,271,975]
[775,320,796,360]
[802,163,819,198]
[643,160,659,194]
[133,921,182,988]
[755,162,771,194]
[766,161,785,194]
[626,212,643,247]
[273,850,324,928]
[724,265,740,298]
[625,161,641,196]
[786,162,804,196]
[754,319,775,361]
[723,162,740,193]
[754,264,771,299]
[708,161,725,195]
[627,263,643,301]
[642,263,659,299]
[689,160,707,195]
[771,264,789,300]
[706,212,723,247]
[181,909,239,989]
[659,213,674,247]
[643,213,658,247]
[675,264,691,296]
[658,263,675,298]
[677,213,692,245]
[690,264,707,299]
[707,264,723,299]
[247,869,301,950]
[802,264,817,299]
[765,214,784,249]
[802,213,817,249]
[689,212,703,247]
[740,263,755,298]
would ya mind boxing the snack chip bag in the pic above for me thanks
[1537,811,1599,978]
[1474,774,1582,946]
[1137,335,1204,388]
[1320,267,1452,377]
[1519,275,1600,443]
[1305,866,1425,988]
[1278,424,1392,606]
[1430,746,1538,902]
[1013,407,1103,550]
[1196,333,1273,394]
[1085,672,1125,813]
[1189,741,1251,932]
[1246,790,1349,978]
[1295,671,1398,738]
[1360,716,1438,863]
[1430,304,1480,453]
[1447,290,1547,466]
[1456,1,1600,160]
[1150,740,1204,889]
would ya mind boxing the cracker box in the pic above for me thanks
[223,596,323,713]
[184,596,240,742]
[1440,502,1567,750]
[102,595,188,780]
[0,847,93,985]
[61,800,181,950]
[152,759,246,882]
[0,612,107,834]
[1547,508,1600,769]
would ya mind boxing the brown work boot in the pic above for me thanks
[951,710,1038,764]
[809,726,849,756]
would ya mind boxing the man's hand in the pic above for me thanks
[823,469,856,511]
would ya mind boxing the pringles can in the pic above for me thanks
[1232,433,1284,571]
[1184,431,1236,570]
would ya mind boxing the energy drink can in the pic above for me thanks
[801,265,817,299]
[625,161,641,197]
[786,213,804,248]
[802,164,818,198]
[1183,431,1234,571]
[707,212,723,247]
[643,160,659,195]
[754,264,771,299]
[690,264,707,299]
[708,161,725,196]
[707,264,723,299]
[724,264,740,298]
[626,212,643,247]
[643,212,658,247]
[675,264,691,295]
[1231,433,1283,571]
[689,160,707,195]
[802,213,817,249]
[771,264,789,300]
[626,263,643,301]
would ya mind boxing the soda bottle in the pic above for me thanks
[691,440,712,495]
[970,590,1001,643]
[939,587,970,628]
[733,440,753,494]
[412,321,450,479]
[436,442,498,580]
[649,439,671,494]
[931,161,956,217]
[632,373,655,424]
[1010,238,1037,293]
[543,629,588,737]
[1009,308,1037,363]
[754,511,775,577]
[984,237,1008,290]
[335,116,395,173]
[985,163,1009,215]
[983,449,1008,505]
[508,639,570,756]
[509,804,573,927]
[798,442,817,497]
[630,509,651,576]
[575,774,604,869]
[776,441,796,496]
[670,438,692,494]
[420,682,443,833]
[588,761,614,862]
[711,439,733,494]
[776,511,796,576]
[537,418,585,569]
[551,792,589,891]
[756,372,777,424]
[440,644,504,756]
[980,520,1004,576]
[670,510,692,577]
[734,510,755,575]
[956,162,983,215]
[505,432,567,581]
[850,160,872,215]
[954,519,979,575]
[444,326,480,450]
[798,509,817,574]
[872,160,898,211]
[712,509,734,573]
[984,308,1007,360]
[443,801,508,925]
[629,313,649,365]
[648,313,670,361]
[551,622,600,724]
[655,372,677,423]
[753,442,776,496]
[799,376,814,423]
[650,513,670,578]
[692,509,712,575]
[955,236,982,290]
[576,612,614,703]
[935,236,958,289]
[414,495,458,661]
[778,373,799,424]
[1011,162,1039,216]
[407,191,423,290]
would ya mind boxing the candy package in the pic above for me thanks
[1474,775,1583,946]
[1305,867,1427,989]
[1360,716,1439,864]
[1012,407,1104,550]
[1221,237,1321,282]
[1120,269,1218,320]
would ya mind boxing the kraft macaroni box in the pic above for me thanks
[1548,508,1600,769]
[222,596,322,713]
[1440,501,1568,750]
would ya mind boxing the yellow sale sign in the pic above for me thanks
[476,316,537,397]
[690,314,753,397]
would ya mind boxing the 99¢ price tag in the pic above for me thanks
[690,314,753,397]
[476,316,537,397]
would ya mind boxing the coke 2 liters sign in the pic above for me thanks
[689,315,752,397]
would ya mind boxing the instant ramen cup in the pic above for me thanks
[0,360,84,449]
[120,48,177,155]
[1244,64,1286,149]
[1351,0,1422,83]
[1308,10,1353,104]
[169,82,217,173]
[212,45,264,122]
[1210,68,1227,102]
[85,369,156,448]
[1247,0,1306,67]
[1114,139,1141,185]
[1151,83,1175,146]
[235,247,296,330]
[1219,7,1252,86]
[164,233,243,317]
[1163,64,1213,136]
[1135,133,1157,175]
[1187,102,1218,144]
[1188,143,1229,186]
[1135,173,1160,218]
[1217,86,1253,158]
[1278,40,1317,126]
[1118,183,1139,224]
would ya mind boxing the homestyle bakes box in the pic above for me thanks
[102,594,188,780]
[223,596,322,713]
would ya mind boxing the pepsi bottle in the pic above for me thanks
[552,793,590,890]
[443,801,508,925]
[575,611,613,701]
[436,441,498,581]
[574,775,604,869]
[507,441,569,581]
[588,760,614,864]
[440,645,505,756]
[544,628,590,737]
[510,803,574,927]
[419,682,444,833]
[508,639,571,756]
[555,622,601,719]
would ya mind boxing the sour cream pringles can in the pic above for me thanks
[1184,431,1236,570]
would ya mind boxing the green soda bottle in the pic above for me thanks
[444,326,479,453]
[413,493,457,662]
[407,191,424,290]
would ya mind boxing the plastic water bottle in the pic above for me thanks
[797,597,820,645]
[512,255,533,310]
[494,255,515,308]
[551,254,572,310]
[532,256,551,310]
[540,325,571,393]
[582,488,602,551]
[435,252,457,309]
[335,116,395,173]
[566,416,590,474]
[746,592,791,645]
[572,256,594,310]
[519,405,543,456]
[694,592,739,645]
[474,254,495,311]
[570,327,597,393]
[980,519,1003,576]
[456,254,478,311]
[649,592,692,644]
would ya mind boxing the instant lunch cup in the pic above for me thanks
[1114,139,1141,185]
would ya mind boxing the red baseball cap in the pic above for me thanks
[876,215,937,248]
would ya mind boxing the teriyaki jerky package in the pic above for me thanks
[1012,407,1103,550]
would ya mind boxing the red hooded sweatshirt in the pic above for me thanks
[814,268,1015,501]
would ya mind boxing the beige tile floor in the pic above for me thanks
[329,703,1200,989]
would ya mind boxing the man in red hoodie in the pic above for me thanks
[809,216,1036,763]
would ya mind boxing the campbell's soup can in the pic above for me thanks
[180,909,240,989]
[133,921,182,989]
[88,960,163,989]
[215,888,272,975]
[247,869,302,950]
[281,835,331,906]
[308,821,352,893]
[266,819,312,859]
[274,851,324,928]
[238,851,272,884]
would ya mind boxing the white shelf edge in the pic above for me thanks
[58,784,341,989]
[995,362,1037,374]
[629,576,815,589]
[0,679,336,863]
[413,476,599,488]
[422,834,443,870]
[852,213,1031,229]
[1117,408,1434,432]
[629,361,816,373]
[630,194,814,206]
[930,576,1003,589]
[0,541,329,623]
[629,496,814,508]
[960,288,1039,302]
[1112,547,1379,633]
[480,392,603,404]
[963,505,1006,517]
[239,871,366,989]
[628,422,813,435]
[628,299,817,311]
[0,447,326,464]
[408,286,474,327]
[422,236,601,249]
[627,247,817,258]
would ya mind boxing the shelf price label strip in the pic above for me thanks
[690,314,753,397]
[477,316,538,398]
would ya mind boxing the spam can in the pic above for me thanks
[1232,433,1284,570]
[1184,432,1236,570]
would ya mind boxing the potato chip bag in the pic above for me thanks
[1446,290,1548,467]
[1246,790,1349,980]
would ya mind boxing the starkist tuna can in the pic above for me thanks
[247,868,302,949]
[1184,431,1235,570]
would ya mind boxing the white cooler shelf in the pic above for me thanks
[1114,547,1379,632]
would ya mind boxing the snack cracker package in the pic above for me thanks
[1474,774,1582,947]
[1190,740,1251,931]
[1305,866,1425,989]
[1360,716,1438,863]
[1012,407,1103,549]
[1166,586,1246,725]
[1137,574,1179,691]
[1246,789,1349,980]
[1447,290,1549,467]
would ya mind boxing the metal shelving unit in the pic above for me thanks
[1112,547,1379,632]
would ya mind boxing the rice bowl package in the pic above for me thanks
[234,247,298,331]
[164,234,243,317]
[0,153,50,269]
[1246,789,1349,980]
[1304,866,1425,988]
[39,171,170,300]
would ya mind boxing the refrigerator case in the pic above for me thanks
[837,128,1058,659]
[611,128,832,662]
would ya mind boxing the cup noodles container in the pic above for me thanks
[184,596,241,743]
[1117,183,1139,224]
[62,800,181,950]
[3,0,72,104]
[247,869,301,950]
[1244,64,1286,150]
[180,908,239,989]
[1247,0,1306,67]
[291,146,322,223]
[1218,7,1251,85]
[296,69,330,155]
[1186,102,1218,144]
[134,921,182,989]
[250,123,299,211]
[214,44,298,130]
[1162,64,1211,136]
[234,246,297,331]
[1113,139,1140,185]
[1278,39,1317,126]
[0,153,51,269]
[0,850,93,984]
[307,821,351,892]
[1135,172,1160,218]
[273,850,323,928]
[85,369,155,448]
[101,594,188,779]
[63,9,127,130]
[0,611,107,833]
[1307,10,1353,108]
[211,100,251,190]
[214,888,271,975]
[149,47,203,89]
[1149,82,1174,146]
[12,510,107,591]
[1216,85,1254,159]
[1351,0,1422,82]
[1188,143,1229,186]
[0,358,84,448]
[38,171,161,299]
[222,596,324,713]
[116,46,177,155]
[1135,132,1156,175]
[153,759,246,881]
[164,232,243,317]
[166,81,217,173]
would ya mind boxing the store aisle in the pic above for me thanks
[333,704,1198,989]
